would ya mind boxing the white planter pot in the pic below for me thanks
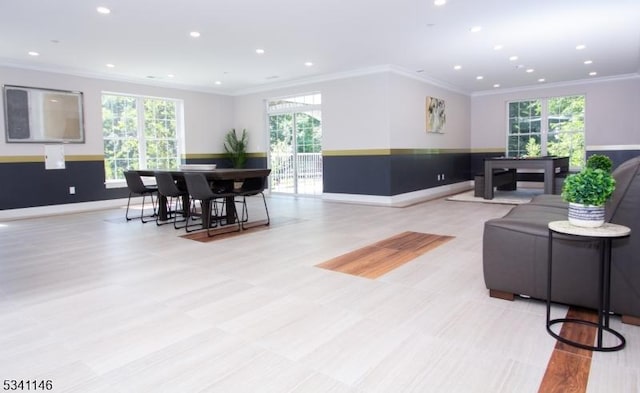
[568,202,605,228]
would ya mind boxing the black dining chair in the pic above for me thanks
[183,172,241,236]
[234,176,270,230]
[154,172,190,229]
[123,170,158,223]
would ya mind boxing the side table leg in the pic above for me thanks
[597,238,605,348]
[603,239,613,330]
[546,229,553,328]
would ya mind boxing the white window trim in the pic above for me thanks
[102,92,184,185]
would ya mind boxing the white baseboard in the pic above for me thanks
[2,182,475,221]
[0,197,137,221]
[322,181,473,207]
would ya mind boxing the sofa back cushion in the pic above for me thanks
[606,155,640,223]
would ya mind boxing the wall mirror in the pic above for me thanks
[3,85,85,143]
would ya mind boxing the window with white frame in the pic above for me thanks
[102,93,182,182]
[507,95,585,168]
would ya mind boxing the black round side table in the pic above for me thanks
[546,220,631,352]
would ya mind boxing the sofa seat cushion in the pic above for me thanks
[490,204,568,237]
[529,194,568,209]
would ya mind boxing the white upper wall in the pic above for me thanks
[0,66,234,157]
[388,73,471,149]
[233,71,471,152]
[471,76,640,150]
[233,73,391,151]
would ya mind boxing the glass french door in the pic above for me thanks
[268,110,322,195]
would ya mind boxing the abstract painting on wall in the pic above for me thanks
[426,96,446,133]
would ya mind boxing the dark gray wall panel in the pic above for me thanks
[1,161,129,210]
[323,156,391,195]
[390,153,470,194]
[470,152,504,177]
[587,150,640,170]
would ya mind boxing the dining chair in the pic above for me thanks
[183,172,241,236]
[123,170,158,223]
[154,172,190,229]
[234,176,270,230]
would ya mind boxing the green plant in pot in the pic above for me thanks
[223,128,248,189]
[585,153,613,173]
[561,155,615,227]
[224,128,248,168]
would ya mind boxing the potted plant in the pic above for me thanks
[561,155,615,227]
[585,154,613,173]
[223,128,248,189]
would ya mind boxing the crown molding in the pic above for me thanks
[0,59,232,96]
[471,73,640,97]
[385,65,470,95]
[230,65,396,96]
[231,64,470,97]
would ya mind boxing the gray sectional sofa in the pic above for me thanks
[483,156,640,324]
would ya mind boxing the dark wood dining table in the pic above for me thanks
[483,156,569,199]
[134,168,271,228]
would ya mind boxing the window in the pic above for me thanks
[507,95,585,168]
[102,94,182,182]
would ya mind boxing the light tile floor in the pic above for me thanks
[0,195,638,392]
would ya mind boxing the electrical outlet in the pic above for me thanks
[442,174,445,180]
[436,174,441,181]
[69,186,76,194]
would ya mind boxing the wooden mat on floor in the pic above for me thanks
[538,307,598,393]
[316,231,454,279]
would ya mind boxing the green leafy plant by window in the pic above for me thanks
[561,168,616,206]
[524,137,541,157]
[586,154,613,173]
[224,128,248,168]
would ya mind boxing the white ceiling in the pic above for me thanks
[1,0,639,95]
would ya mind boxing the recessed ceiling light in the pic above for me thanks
[304,62,314,67]
[167,74,175,78]
[576,44,586,50]
[526,68,535,73]
[493,44,503,51]
[453,65,462,70]
[434,0,447,6]
[255,49,265,54]
[509,55,518,61]
[584,60,593,65]
[493,84,500,88]
[190,31,201,38]
[538,78,546,82]
[589,71,597,76]
[28,51,39,56]
[214,81,222,85]
[106,63,115,68]
[476,75,484,80]
[96,6,111,14]
[470,26,482,33]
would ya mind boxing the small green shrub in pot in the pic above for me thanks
[586,154,613,173]
[562,168,616,206]
[562,168,616,227]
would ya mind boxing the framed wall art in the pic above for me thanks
[3,85,85,143]
[426,96,446,134]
